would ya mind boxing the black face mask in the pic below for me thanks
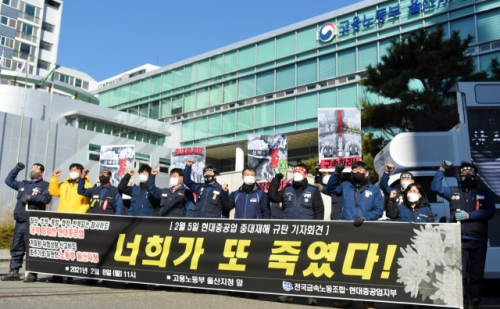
[351,172,368,187]
[460,175,477,189]
[204,175,215,184]
[99,175,110,184]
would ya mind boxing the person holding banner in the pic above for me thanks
[221,167,270,219]
[78,168,123,215]
[48,163,92,284]
[184,159,230,218]
[117,165,160,217]
[386,183,435,223]
[2,163,51,283]
[147,168,195,217]
[432,161,495,309]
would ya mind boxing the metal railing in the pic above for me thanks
[18,11,41,24]
[13,50,36,63]
[16,31,38,43]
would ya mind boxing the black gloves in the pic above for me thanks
[354,216,366,227]
[21,195,30,204]
[276,173,284,181]
[441,160,453,170]
[334,164,345,176]
[15,162,25,171]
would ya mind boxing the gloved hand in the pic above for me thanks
[441,160,453,170]
[334,164,345,176]
[15,162,25,171]
[455,210,469,221]
[21,195,30,204]
[354,216,366,227]
[276,173,284,181]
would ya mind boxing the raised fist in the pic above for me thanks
[442,160,453,170]
[15,162,25,171]
[186,158,194,166]
[81,169,90,179]
[222,183,229,192]
[275,173,284,181]
[390,191,397,198]
[151,169,159,175]
[334,164,345,176]
[54,170,62,177]
[128,169,135,176]
[385,164,395,174]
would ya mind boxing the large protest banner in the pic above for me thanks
[26,211,462,307]
[99,145,135,187]
[247,135,288,191]
[318,109,362,171]
[171,147,206,183]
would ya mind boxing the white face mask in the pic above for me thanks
[243,176,255,185]
[138,174,148,183]
[401,181,411,189]
[170,177,179,187]
[293,173,304,182]
[69,172,80,180]
[407,193,420,203]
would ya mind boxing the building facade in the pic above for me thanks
[92,0,500,171]
[0,0,63,77]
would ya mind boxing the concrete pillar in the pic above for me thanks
[235,143,244,172]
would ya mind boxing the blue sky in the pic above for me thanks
[57,0,356,82]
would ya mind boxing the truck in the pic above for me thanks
[373,82,500,278]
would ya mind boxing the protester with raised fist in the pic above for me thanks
[77,168,122,216]
[118,165,160,217]
[380,163,428,205]
[183,158,230,218]
[386,183,434,223]
[147,168,195,217]
[432,161,495,309]
[2,163,50,283]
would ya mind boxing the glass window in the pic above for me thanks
[223,80,237,103]
[210,55,223,77]
[143,134,150,144]
[150,101,160,119]
[161,99,171,118]
[0,16,8,25]
[128,131,135,140]
[120,128,128,138]
[173,68,184,88]
[209,84,222,106]
[196,87,209,109]
[297,26,317,52]
[184,91,196,112]
[401,0,422,23]
[195,117,207,139]
[22,24,33,35]
[319,53,336,80]
[224,51,238,73]
[276,64,295,90]
[236,106,254,131]
[238,45,255,69]
[128,107,138,115]
[25,4,36,15]
[85,120,94,131]
[257,39,275,64]
[104,124,112,135]
[129,81,140,101]
[221,111,236,134]
[297,59,317,86]
[162,71,172,90]
[136,131,143,142]
[99,91,109,107]
[338,84,358,107]
[109,88,119,106]
[358,42,378,72]
[425,0,448,16]
[296,93,317,120]
[75,78,82,88]
[184,63,197,84]
[112,126,120,137]
[197,59,210,81]
[480,51,500,76]
[150,135,157,145]
[139,104,149,118]
[158,136,165,147]
[277,32,295,58]
[238,75,255,100]
[319,88,337,108]
[78,118,86,129]
[182,120,194,142]
[89,144,101,152]
[59,74,70,84]
[360,85,379,104]
[276,123,295,134]
[451,16,477,44]
[119,84,129,103]
[208,114,221,136]
[172,95,183,115]
[151,75,162,94]
[275,98,295,124]
[255,102,274,128]
[140,78,150,97]
[379,39,393,62]
[256,70,274,95]
[338,48,356,75]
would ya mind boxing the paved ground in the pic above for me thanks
[1,263,499,309]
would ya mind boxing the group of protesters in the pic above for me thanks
[0,157,495,309]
